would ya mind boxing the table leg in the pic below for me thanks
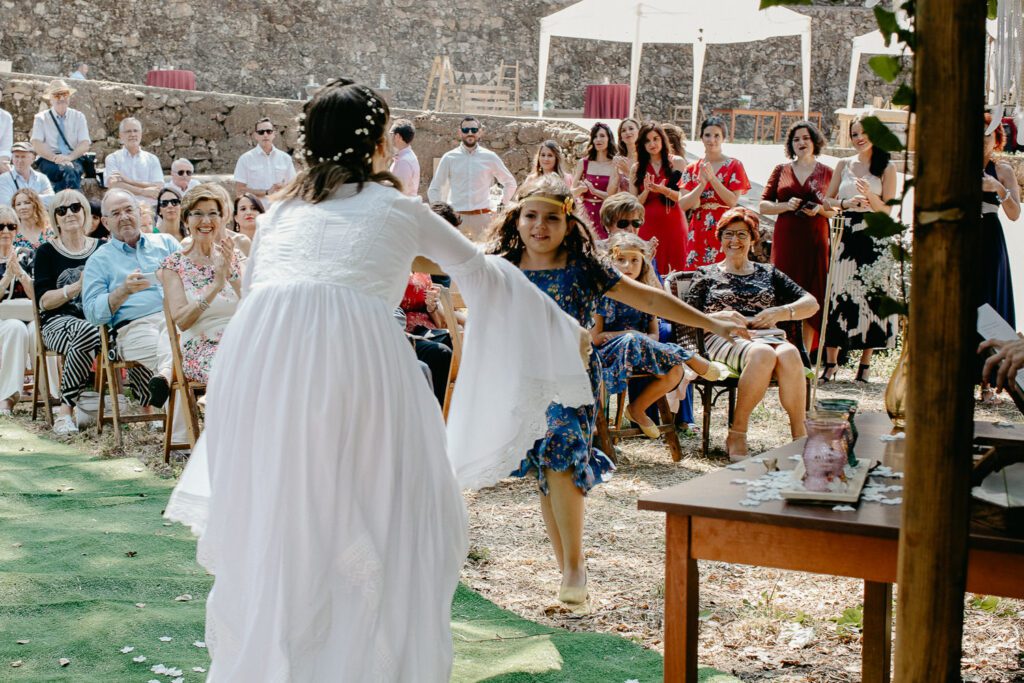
[862,580,893,683]
[664,515,698,682]
[730,112,737,142]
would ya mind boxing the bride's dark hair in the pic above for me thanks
[277,78,402,204]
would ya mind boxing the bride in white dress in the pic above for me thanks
[164,80,596,681]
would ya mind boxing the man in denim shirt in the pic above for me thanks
[82,189,180,408]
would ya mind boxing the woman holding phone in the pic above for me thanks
[760,121,834,348]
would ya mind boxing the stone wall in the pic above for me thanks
[0,73,588,195]
[1,0,903,136]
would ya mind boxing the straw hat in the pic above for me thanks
[42,79,75,100]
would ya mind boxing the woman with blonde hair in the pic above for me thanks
[524,140,573,187]
[11,187,53,251]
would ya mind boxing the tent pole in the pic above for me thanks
[537,31,551,118]
[847,46,861,109]
[629,4,643,118]
[894,0,986,679]
[691,41,706,140]
[801,30,811,119]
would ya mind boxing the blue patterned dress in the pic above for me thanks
[511,257,619,494]
[596,298,693,394]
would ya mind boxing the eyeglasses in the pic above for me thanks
[720,231,751,241]
[461,127,479,134]
[256,128,275,135]
[616,219,643,229]
[187,211,221,221]
[158,198,181,208]
[55,202,84,217]
[0,223,17,232]
[51,92,70,100]
[174,169,193,176]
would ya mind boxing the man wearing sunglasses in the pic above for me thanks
[0,142,54,208]
[104,117,164,205]
[233,117,296,205]
[167,158,200,195]
[30,79,91,192]
[427,116,517,240]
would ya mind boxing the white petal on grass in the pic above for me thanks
[174,594,193,602]
[119,646,134,653]
[135,603,147,608]
[193,666,207,673]
[172,678,184,683]
[58,658,71,666]
[15,640,29,645]
[193,640,206,648]
[165,667,183,676]
[158,636,173,642]
[151,664,168,674]
[133,655,147,663]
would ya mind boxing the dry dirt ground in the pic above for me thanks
[11,351,1024,682]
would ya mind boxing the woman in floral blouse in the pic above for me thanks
[158,184,244,383]
[11,188,54,251]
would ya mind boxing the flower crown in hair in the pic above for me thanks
[294,83,388,165]
[523,194,575,215]
[610,245,649,262]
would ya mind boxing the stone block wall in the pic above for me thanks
[1,0,903,136]
[0,73,588,195]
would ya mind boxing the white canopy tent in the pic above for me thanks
[537,0,812,137]
[846,31,905,108]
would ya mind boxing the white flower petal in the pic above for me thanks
[133,655,147,663]
[193,640,206,648]
[192,666,207,673]
[151,664,168,674]
[119,646,134,653]
[158,636,173,642]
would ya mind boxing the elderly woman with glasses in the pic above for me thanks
[158,184,245,383]
[0,205,35,415]
[32,189,102,434]
[685,208,819,459]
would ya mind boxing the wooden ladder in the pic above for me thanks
[496,60,520,115]
[422,55,459,112]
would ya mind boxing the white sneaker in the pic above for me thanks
[53,414,79,436]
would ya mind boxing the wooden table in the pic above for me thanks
[638,413,1024,682]
[712,108,824,143]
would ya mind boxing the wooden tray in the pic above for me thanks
[781,458,877,504]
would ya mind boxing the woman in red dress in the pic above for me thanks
[629,122,687,275]
[760,121,834,349]
[681,116,750,270]
[571,122,619,238]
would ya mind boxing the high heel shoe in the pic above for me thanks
[819,362,837,383]
[726,428,748,462]
[855,363,871,383]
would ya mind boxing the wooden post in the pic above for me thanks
[894,0,986,678]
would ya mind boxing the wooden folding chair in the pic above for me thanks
[162,301,205,462]
[30,305,63,426]
[665,271,812,458]
[594,376,683,463]
[96,324,166,447]
[437,287,464,422]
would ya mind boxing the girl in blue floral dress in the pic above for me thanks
[595,232,725,434]
[486,176,747,608]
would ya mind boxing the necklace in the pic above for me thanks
[57,236,95,257]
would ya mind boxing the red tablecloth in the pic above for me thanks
[583,84,630,119]
[145,70,196,91]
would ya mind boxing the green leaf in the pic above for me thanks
[863,211,906,238]
[989,0,998,20]
[758,0,812,7]
[876,296,909,319]
[859,116,906,152]
[891,84,915,108]
[868,55,902,82]
[971,595,1001,612]
[874,7,900,47]
[889,242,910,261]
[896,28,916,50]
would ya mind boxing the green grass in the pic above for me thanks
[0,419,738,682]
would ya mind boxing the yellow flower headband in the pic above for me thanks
[523,195,575,215]
[610,246,648,261]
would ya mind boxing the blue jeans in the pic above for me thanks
[36,157,83,191]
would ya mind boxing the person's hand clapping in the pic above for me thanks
[979,334,1024,392]
[212,239,234,284]
[613,155,630,176]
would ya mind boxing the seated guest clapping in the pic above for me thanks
[33,190,102,435]
[158,184,245,383]
[81,189,180,407]
[0,206,35,415]
[685,208,818,459]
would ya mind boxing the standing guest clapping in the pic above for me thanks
[821,116,898,383]
[760,121,834,348]
[681,116,750,270]
[427,116,517,240]
[33,189,102,435]
[629,122,688,274]
[571,123,619,238]
[613,117,641,189]
[233,118,296,205]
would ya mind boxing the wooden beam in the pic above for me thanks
[894,0,986,678]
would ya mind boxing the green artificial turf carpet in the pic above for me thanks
[0,420,737,682]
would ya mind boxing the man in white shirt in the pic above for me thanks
[0,82,12,173]
[0,141,55,207]
[70,63,89,80]
[166,158,200,194]
[233,117,296,203]
[104,118,164,204]
[389,119,420,198]
[30,79,91,191]
[427,117,517,240]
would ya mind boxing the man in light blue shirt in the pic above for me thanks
[0,142,55,208]
[82,189,180,407]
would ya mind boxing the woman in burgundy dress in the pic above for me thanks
[629,122,687,275]
[760,121,834,349]
[571,122,619,238]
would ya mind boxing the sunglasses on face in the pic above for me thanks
[256,128,275,135]
[55,202,84,217]
[159,198,181,208]
[175,169,193,176]
[461,127,479,134]
[0,223,17,232]
[616,219,643,229]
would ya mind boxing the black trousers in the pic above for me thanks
[414,337,452,405]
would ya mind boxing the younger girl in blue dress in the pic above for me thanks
[485,176,746,607]
[594,232,726,436]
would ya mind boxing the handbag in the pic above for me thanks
[47,111,97,179]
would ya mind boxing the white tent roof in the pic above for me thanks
[537,0,812,135]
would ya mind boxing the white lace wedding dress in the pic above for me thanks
[164,182,593,682]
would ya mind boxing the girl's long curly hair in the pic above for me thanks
[484,175,611,294]
[604,231,658,288]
